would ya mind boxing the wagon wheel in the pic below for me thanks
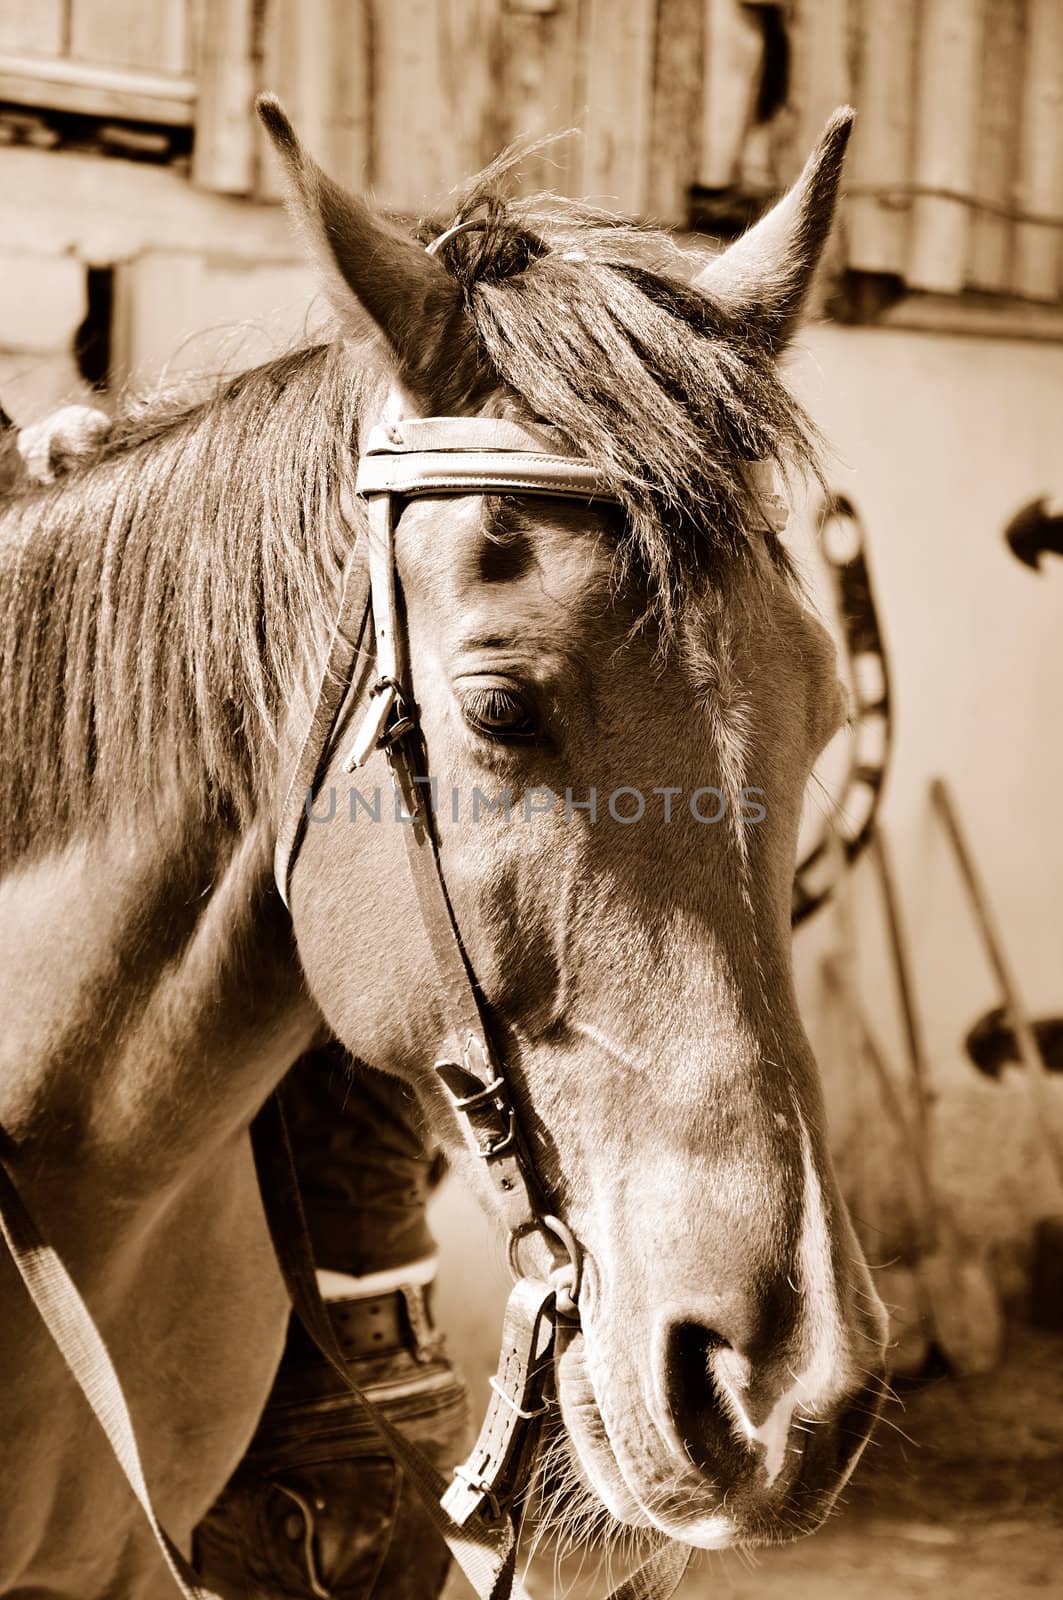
[792,492,892,927]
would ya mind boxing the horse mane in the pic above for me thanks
[0,166,818,866]
[0,343,364,864]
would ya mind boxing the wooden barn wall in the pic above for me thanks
[1,0,1061,295]
[185,0,1063,305]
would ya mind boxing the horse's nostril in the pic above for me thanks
[662,1321,738,1468]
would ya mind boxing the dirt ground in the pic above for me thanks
[445,1325,1063,1600]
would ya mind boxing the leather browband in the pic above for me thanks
[356,416,788,531]
[355,417,620,503]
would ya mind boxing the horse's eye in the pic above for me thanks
[460,686,538,742]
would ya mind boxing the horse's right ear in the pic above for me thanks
[693,109,854,354]
[257,96,476,410]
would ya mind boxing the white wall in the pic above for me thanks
[788,327,1063,1296]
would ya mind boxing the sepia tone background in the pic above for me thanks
[2,2,1063,1595]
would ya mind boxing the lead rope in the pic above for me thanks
[0,1157,219,1600]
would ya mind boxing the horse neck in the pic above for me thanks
[0,349,370,1206]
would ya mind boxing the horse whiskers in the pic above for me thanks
[519,1428,670,1584]
[852,1408,918,1447]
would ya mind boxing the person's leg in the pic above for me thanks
[195,1046,469,1600]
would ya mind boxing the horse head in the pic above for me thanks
[262,102,887,1552]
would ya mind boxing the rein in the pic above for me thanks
[272,413,624,1587]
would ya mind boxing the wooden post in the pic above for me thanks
[69,0,190,75]
[646,0,704,224]
[192,0,257,196]
[697,0,763,191]
[930,777,1063,1192]
[966,0,1024,292]
[498,0,586,199]
[256,0,370,203]
[1012,0,1063,301]
[847,0,918,278]
[370,0,503,214]
[907,0,984,294]
[870,830,934,1194]
[0,0,67,55]
[967,0,1025,293]
[582,0,656,214]
[782,0,850,183]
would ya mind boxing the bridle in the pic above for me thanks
[272,410,623,1528]
[268,379,788,1595]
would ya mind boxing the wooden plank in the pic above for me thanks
[498,0,587,199]
[69,0,190,76]
[255,0,369,202]
[367,0,439,210]
[329,0,372,195]
[370,0,504,213]
[0,1,67,56]
[697,0,763,189]
[781,0,851,184]
[0,52,195,124]
[847,0,918,277]
[1012,0,1063,301]
[646,0,704,224]
[582,0,656,214]
[436,0,507,192]
[877,287,1063,340]
[907,0,984,294]
[967,0,1025,293]
[192,0,256,195]
[186,0,206,76]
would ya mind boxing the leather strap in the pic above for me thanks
[356,448,617,501]
[0,1156,219,1600]
[250,1092,535,1600]
[355,493,551,1242]
[356,418,620,502]
[442,1277,556,1527]
[273,544,372,908]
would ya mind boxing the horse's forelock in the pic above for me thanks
[424,191,819,629]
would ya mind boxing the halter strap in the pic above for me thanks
[274,418,623,902]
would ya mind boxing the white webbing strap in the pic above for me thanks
[0,1157,218,1600]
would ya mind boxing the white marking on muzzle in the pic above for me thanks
[726,1115,848,1486]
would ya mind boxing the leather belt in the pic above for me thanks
[326,1285,435,1362]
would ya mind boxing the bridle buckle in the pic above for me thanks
[342,676,414,771]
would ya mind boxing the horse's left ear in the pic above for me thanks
[694,108,854,353]
[257,95,477,410]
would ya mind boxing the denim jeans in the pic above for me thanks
[194,1311,470,1600]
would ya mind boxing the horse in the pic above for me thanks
[0,98,887,1598]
